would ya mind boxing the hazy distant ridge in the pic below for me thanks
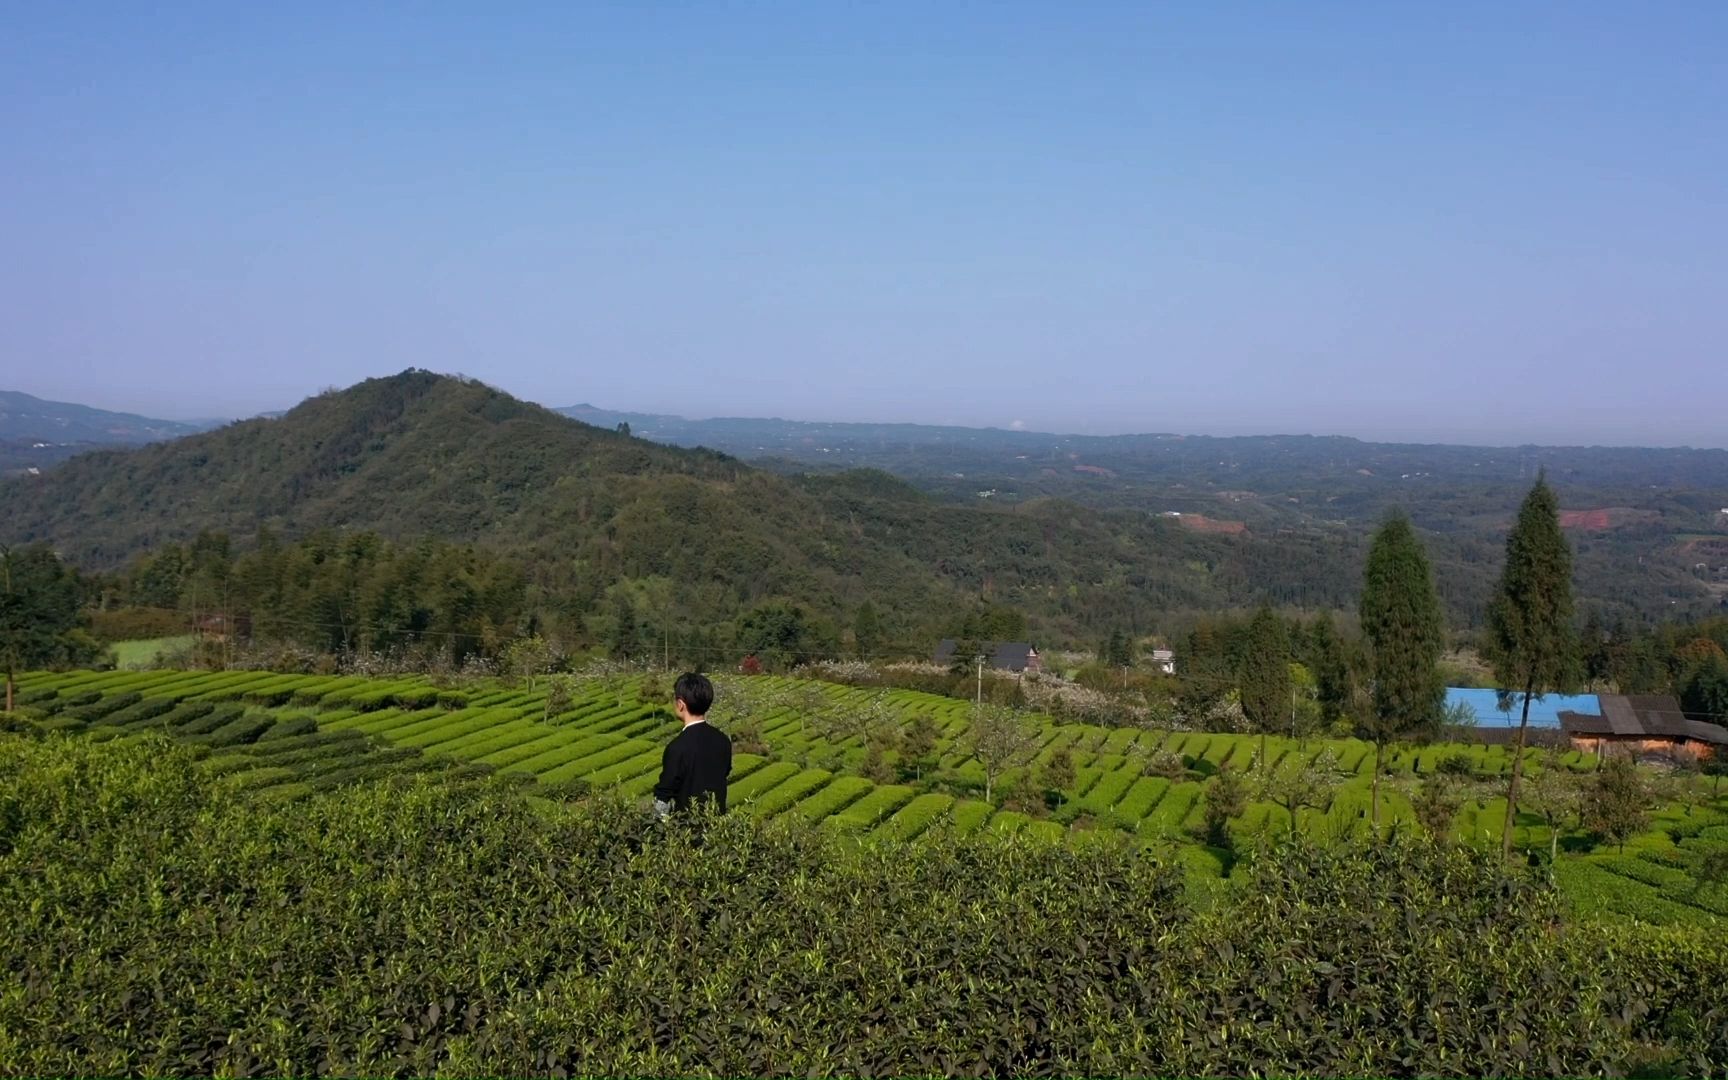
[0,390,218,445]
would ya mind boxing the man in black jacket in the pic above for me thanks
[653,672,732,820]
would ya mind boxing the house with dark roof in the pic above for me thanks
[932,639,1043,674]
[1558,694,1727,759]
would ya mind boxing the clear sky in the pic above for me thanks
[3,3,1725,446]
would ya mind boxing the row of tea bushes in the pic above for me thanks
[1,732,1722,1077]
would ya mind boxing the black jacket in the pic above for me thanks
[653,721,733,814]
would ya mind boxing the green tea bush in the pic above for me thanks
[157,701,217,730]
[94,696,178,728]
[187,713,277,748]
[177,704,243,736]
[2,734,1724,1077]
[257,715,318,741]
[40,689,100,715]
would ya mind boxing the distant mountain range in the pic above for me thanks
[0,389,221,441]
[0,391,228,473]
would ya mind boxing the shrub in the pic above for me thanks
[63,692,142,724]
[96,696,178,728]
[257,716,318,741]
[42,689,101,715]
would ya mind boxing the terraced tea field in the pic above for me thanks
[13,667,1726,922]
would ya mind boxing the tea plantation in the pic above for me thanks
[10,666,1728,926]
[3,729,1726,1076]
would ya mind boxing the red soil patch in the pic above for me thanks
[1177,514,1247,535]
[1072,464,1117,478]
[1558,508,1613,530]
[1558,507,1659,531]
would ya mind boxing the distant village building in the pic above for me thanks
[932,639,1043,674]
[1558,694,1727,760]
[1149,648,1176,675]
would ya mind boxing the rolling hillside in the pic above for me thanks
[2,371,1343,641]
[5,371,1720,637]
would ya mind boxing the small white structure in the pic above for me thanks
[1150,648,1176,675]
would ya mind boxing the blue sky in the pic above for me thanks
[3,3,1725,445]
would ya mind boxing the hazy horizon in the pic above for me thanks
[11,375,1728,453]
[5,4,1726,447]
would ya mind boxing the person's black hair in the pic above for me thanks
[673,672,714,717]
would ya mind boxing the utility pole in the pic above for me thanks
[976,655,985,705]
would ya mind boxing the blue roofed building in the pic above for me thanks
[1444,687,1602,730]
[1444,687,1726,759]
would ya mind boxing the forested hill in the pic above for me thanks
[0,371,1354,642]
[1,371,1717,640]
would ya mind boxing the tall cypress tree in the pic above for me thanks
[1358,511,1445,828]
[1239,606,1291,764]
[1310,613,1352,728]
[1487,473,1578,861]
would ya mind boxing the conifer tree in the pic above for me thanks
[1310,614,1352,728]
[853,601,881,659]
[1358,511,1445,828]
[1487,474,1578,860]
[607,594,638,660]
[1239,606,1291,764]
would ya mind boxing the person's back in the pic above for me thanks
[654,672,732,818]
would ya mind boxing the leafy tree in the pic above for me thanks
[1038,745,1077,809]
[898,712,939,782]
[0,545,101,712]
[1411,774,1464,843]
[504,635,558,690]
[1584,755,1651,854]
[735,602,826,671]
[849,693,901,779]
[1661,756,1710,819]
[1679,651,1728,720]
[1522,748,1583,861]
[1609,635,1668,695]
[954,603,1027,644]
[860,739,894,783]
[1239,607,1291,764]
[1358,510,1446,828]
[542,673,575,723]
[1703,745,1728,796]
[967,703,1040,804]
[1258,749,1342,836]
[1141,748,1188,781]
[1202,765,1248,848]
[853,601,881,659]
[1486,474,1579,861]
